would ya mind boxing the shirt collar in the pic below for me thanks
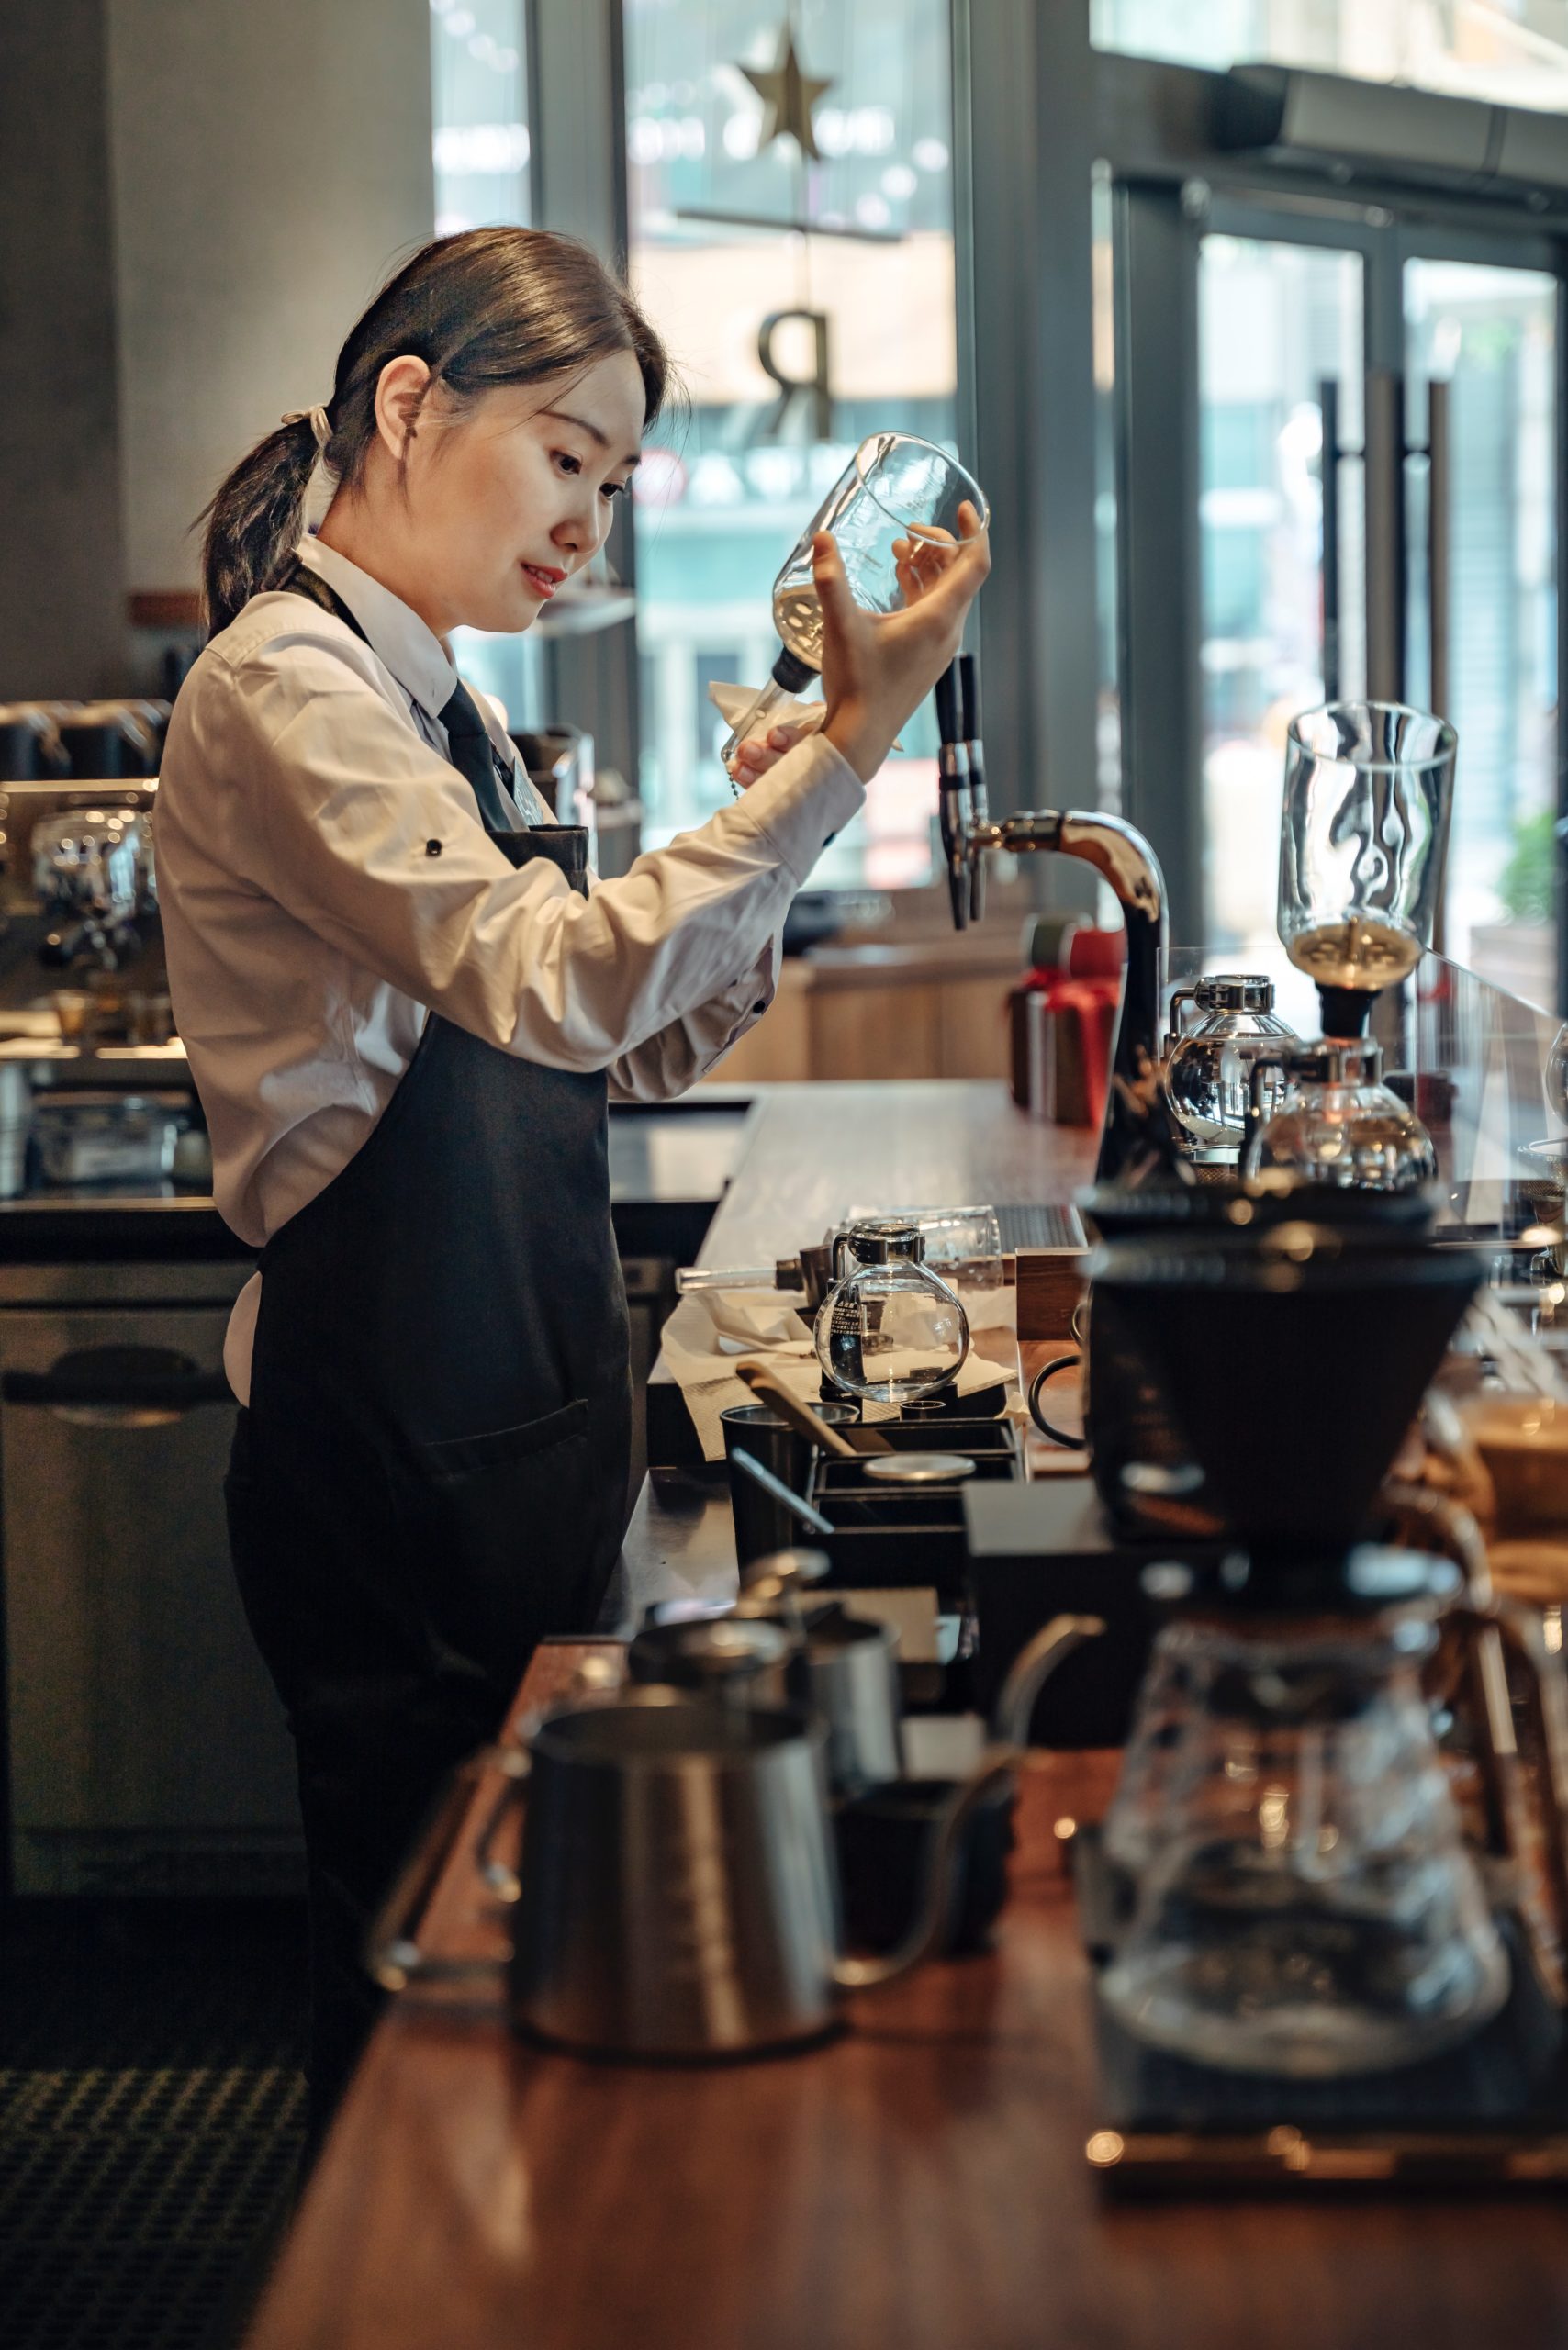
[296,537,457,722]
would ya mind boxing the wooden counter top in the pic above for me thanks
[676,1079,1096,1272]
[243,1649,1568,2350]
[241,1085,1568,2348]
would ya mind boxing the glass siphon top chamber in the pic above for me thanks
[813,1220,969,1406]
[721,434,989,764]
[1278,701,1456,1036]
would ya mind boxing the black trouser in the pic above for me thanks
[223,1407,505,2147]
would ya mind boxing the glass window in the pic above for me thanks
[623,0,959,890]
[430,0,540,730]
[1092,0,1568,113]
[1198,234,1364,959]
[431,0,530,234]
[1406,261,1558,1010]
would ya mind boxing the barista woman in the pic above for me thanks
[156,226,988,2131]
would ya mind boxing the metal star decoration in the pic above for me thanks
[741,19,833,162]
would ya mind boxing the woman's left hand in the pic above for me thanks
[727,717,814,790]
[891,524,960,605]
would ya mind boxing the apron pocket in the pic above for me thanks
[410,1398,601,1684]
[419,1395,589,1479]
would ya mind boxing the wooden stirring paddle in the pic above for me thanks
[734,1360,894,1456]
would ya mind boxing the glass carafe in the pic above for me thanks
[720,434,989,762]
[813,1220,969,1406]
[1101,1562,1509,2077]
[1161,974,1296,1165]
[1244,1037,1437,1191]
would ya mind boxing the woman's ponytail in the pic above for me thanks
[200,413,325,637]
[196,228,671,643]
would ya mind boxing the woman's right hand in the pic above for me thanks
[818,500,990,784]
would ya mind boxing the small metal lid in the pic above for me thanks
[740,1547,831,1588]
[1283,1036,1383,1086]
[627,1616,791,1688]
[840,1219,925,1265]
[1193,973,1275,1013]
[862,1451,976,1484]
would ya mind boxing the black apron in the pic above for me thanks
[223,563,631,2133]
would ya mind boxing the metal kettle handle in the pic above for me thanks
[370,1656,621,1987]
[1244,1051,1291,1158]
[1451,1596,1568,2008]
[1163,984,1201,1055]
[472,1743,532,1902]
[832,1750,1018,1992]
[365,1748,511,1991]
[1027,1353,1086,1449]
[833,1614,1104,1994]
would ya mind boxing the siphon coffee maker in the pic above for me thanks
[1090,1216,1568,2078]
[1161,974,1296,1169]
[814,1219,969,1406]
[1243,1036,1438,1191]
[1262,701,1457,1188]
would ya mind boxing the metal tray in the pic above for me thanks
[1072,1831,1568,2198]
[805,1417,1022,1596]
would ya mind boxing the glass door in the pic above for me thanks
[1182,207,1563,1007]
[1405,258,1559,1010]
[1197,228,1365,960]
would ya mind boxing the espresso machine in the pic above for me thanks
[0,761,189,1192]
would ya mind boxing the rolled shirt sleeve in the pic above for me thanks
[221,631,860,1073]
[607,928,783,1102]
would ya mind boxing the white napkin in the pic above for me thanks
[708,680,824,750]
[658,1287,1013,1464]
[708,680,902,755]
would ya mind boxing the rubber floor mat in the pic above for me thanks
[0,1901,307,2350]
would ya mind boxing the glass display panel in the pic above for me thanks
[1165,940,1566,1259]
[431,0,530,233]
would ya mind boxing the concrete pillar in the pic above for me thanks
[0,2,127,698]
[106,0,436,603]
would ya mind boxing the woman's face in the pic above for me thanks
[375,349,645,638]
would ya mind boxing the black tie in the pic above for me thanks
[437,681,517,834]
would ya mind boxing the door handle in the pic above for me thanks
[1364,365,1406,703]
[1426,375,1452,955]
[1318,374,1344,703]
[2,1345,231,1426]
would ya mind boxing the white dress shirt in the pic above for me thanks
[155,536,862,1400]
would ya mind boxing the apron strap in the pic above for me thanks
[275,558,594,894]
